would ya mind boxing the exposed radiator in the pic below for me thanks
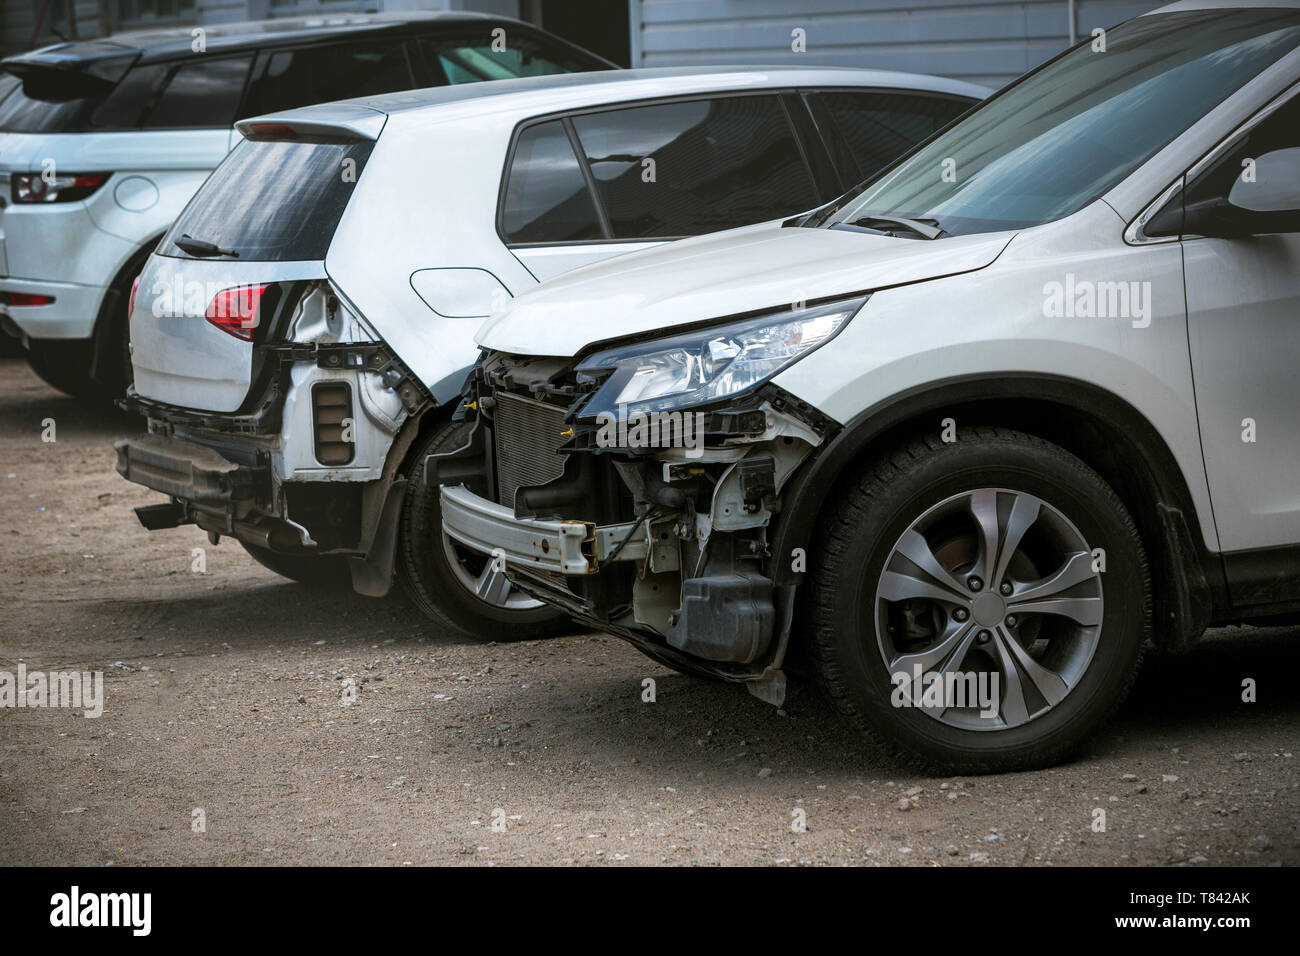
[492,391,568,508]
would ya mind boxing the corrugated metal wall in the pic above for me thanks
[629,0,1167,88]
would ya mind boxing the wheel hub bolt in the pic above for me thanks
[999,581,1013,596]
[1005,615,1017,627]
[967,576,983,592]
[953,608,969,621]
[976,630,991,644]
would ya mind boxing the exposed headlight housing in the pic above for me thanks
[574,297,866,419]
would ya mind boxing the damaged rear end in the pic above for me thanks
[117,114,429,591]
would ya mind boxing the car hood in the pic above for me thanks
[476,221,1016,357]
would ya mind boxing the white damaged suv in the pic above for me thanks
[113,66,984,639]
[435,1,1300,770]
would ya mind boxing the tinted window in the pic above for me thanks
[0,63,175,132]
[241,41,412,119]
[0,85,94,132]
[817,91,971,181]
[147,56,251,128]
[1180,96,1300,234]
[501,121,603,244]
[86,63,168,129]
[160,138,373,262]
[571,96,818,239]
[831,9,1300,237]
[421,30,605,85]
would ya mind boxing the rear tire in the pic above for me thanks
[808,427,1149,774]
[25,339,93,398]
[240,541,353,588]
[396,416,571,641]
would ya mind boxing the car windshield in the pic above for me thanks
[825,8,1300,237]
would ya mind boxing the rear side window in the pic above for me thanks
[159,138,373,262]
[421,30,605,85]
[0,57,249,132]
[240,41,412,119]
[813,91,973,182]
[570,95,819,239]
[501,121,603,244]
[147,56,252,128]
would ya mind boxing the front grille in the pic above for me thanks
[493,391,568,508]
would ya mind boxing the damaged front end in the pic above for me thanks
[433,298,864,701]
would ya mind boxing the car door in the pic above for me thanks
[501,93,823,282]
[1181,92,1300,572]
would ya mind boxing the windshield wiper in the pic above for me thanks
[840,214,947,240]
[175,233,240,258]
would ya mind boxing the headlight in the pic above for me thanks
[574,297,866,419]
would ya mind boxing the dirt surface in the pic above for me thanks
[0,357,1296,866]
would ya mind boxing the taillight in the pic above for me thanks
[0,291,56,306]
[204,284,268,342]
[12,172,109,204]
[128,275,140,318]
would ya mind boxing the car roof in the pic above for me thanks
[1149,0,1300,11]
[4,11,534,66]
[239,65,991,140]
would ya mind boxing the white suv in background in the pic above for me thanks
[112,66,986,640]
[0,11,613,397]
[435,2,1300,771]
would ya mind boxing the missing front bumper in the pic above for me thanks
[439,484,647,576]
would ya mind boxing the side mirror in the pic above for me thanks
[1228,147,1300,212]
[1185,147,1300,238]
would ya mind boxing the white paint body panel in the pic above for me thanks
[0,129,232,340]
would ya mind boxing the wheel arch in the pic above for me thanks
[88,232,167,388]
[771,373,1221,652]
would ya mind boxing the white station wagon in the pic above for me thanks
[114,66,987,639]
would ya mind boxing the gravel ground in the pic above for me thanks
[0,357,1296,866]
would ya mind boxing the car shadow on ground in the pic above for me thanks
[0,358,140,437]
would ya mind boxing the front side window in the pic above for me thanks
[500,121,603,244]
[1178,94,1300,236]
[240,41,412,119]
[570,95,819,239]
[828,9,1300,237]
[421,30,609,85]
[147,56,252,128]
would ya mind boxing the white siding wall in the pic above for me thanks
[629,0,1167,88]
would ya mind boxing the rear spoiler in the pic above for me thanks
[3,41,137,91]
[236,104,387,143]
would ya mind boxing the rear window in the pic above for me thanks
[0,55,250,132]
[159,137,373,262]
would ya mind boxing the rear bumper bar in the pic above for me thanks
[439,484,646,576]
[114,434,269,507]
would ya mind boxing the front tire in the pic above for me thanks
[396,417,571,641]
[808,427,1149,773]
